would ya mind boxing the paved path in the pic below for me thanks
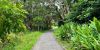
[32,31,64,50]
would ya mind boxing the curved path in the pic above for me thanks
[32,31,64,50]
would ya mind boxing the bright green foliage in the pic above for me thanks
[2,33,20,50]
[55,0,100,50]
[1,0,100,50]
[93,17,100,33]
[71,25,100,50]
[2,31,42,50]
[55,18,100,50]
[54,23,74,41]
[0,0,27,36]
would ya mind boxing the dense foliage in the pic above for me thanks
[0,0,27,37]
[55,18,100,50]
[65,0,100,23]
[1,0,100,50]
[55,0,100,50]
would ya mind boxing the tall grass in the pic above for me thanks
[2,31,42,50]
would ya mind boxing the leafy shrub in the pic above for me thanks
[71,24,100,50]
[55,18,100,50]
[0,0,27,37]
[55,22,75,41]
[2,32,23,50]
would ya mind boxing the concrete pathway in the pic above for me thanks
[32,31,64,50]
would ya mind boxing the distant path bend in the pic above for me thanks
[32,31,64,50]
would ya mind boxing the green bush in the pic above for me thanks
[55,18,100,50]
[0,0,27,37]
[2,32,22,50]
[55,22,75,41]
[71,24,100,50]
